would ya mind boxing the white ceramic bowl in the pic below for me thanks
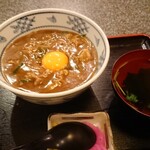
[0,8,110,104]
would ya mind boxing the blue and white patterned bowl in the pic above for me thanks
[0,8,110,104]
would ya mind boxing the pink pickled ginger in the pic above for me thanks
[84,122,107,150]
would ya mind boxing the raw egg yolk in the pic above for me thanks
[42,51,68,71]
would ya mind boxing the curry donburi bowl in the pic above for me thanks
[0,8,110,104]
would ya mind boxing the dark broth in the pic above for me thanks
[1,30,98,93]
[123,68,150,113]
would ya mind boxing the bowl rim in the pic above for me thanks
[111,49,150,117]
[0,8,110,98]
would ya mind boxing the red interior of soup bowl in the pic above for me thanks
[111,49,150,117]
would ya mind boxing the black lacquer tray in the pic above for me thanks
[0,34,150,150]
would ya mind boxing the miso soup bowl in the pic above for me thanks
[0,8,110,105]
[112,50,150,117]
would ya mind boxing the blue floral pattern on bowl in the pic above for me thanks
[0,9,110,104]
[10,16,36,33]
[0,36,7,43]
[0,10,107,67]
